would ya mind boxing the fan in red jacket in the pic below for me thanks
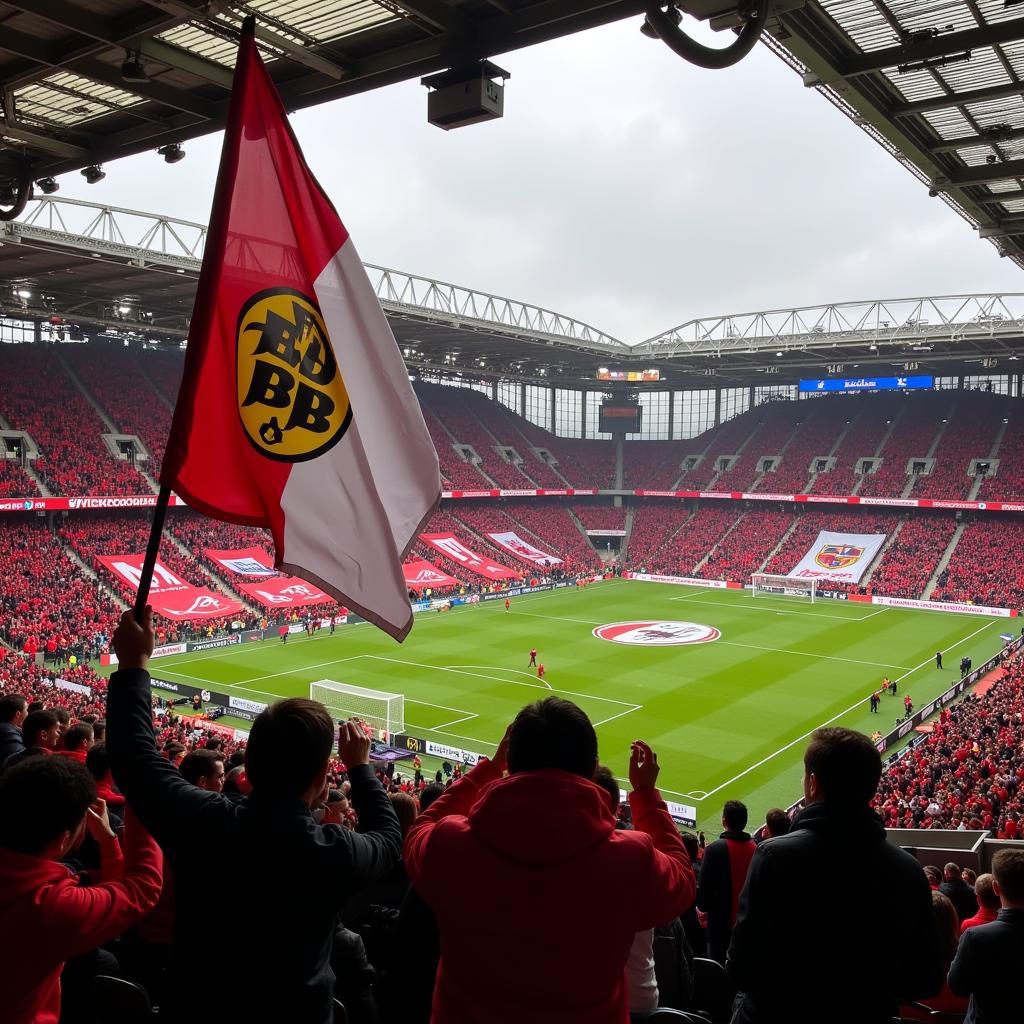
[0,757,162,1024]
[404,696,695,1024]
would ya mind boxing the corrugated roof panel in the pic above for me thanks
[248,0,403,41]
[14,73,143,129]
[923,106,975,137]
[818,0,898,53]
[936,48,1012,92]
[883,67,948,100]
[157,21,240,68]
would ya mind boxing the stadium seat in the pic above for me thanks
[690,958,734,1024]
[89,975,156,1023]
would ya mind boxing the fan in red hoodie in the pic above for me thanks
[0,756,162,1024]
[405,697,695,1024]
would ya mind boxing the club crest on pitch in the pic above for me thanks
[814,543,864,570]
[237,288,351,461]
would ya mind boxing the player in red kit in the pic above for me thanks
[505,597,510,612]
[528,648,538,667]
[537,662,545,680]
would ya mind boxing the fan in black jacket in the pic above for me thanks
[106,607,402,1024]
[726,727,943,1024]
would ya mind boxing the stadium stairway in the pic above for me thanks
[691,511,744,575]
[860,520,906,587]
[565,504,601,559]
[135,359,176,413]
[61,541,128,612]
[853,404,908,496]
[58,351,120,436]
[757,515,802,573]
[899,394,959,499]
[922,520,968,601]
[966,414,1012,501]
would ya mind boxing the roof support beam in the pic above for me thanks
[978,217,1024,238]
[840,22,1024,77]
[891,81,1024,117]
[4,0,235,91]
[941,158,1024,186]
[976,189,1024,204]
[0,118,90,159]
[929,127,1024,154]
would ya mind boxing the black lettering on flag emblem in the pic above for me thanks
[237,288,351,461]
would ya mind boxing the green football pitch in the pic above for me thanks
[117,580,1011,831]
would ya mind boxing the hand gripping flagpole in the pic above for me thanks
[133,485,172,623]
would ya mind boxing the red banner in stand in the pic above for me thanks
[402,559,463,592]
[419,533,520,580]
[236,576,335,608]
[96,554,243,621]
[204,547,278,576]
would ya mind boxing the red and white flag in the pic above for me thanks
[161,24,440,641]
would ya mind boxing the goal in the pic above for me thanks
[751,573,817,603]
[309,679,405,739]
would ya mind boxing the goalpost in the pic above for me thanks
[309,679,405,739]
[750,573,817,603]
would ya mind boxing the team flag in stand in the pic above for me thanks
[161,22,440,641]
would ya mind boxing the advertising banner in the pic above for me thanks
[204,547,276,576]
[96,554,243,620]
[402,559,462,592]
[871,595,1016,617]
[786,530,887,583]
[420,533,520,580]
[485,530,563,567]
[236,576,335,608]
[799,375,933,393]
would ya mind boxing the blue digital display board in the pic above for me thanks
[798,375,934,394]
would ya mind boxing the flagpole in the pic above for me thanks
[133,485,171,623]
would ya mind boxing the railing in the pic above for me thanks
[11,196,625,350]
[637,295,1024,355]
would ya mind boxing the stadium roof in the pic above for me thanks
[5,1,1024,270]
[5,196,1024,386]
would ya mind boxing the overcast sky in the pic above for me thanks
[54,19,1023,343]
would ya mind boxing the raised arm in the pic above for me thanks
[404,745,504,902]
[106,608,227,847]
[626,740,695,924]
[44,807,163,963]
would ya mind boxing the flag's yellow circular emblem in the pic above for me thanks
[236,288,351,461]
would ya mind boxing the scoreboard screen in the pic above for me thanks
[599,404,642,433]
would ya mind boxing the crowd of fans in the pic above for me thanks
[626,501,693,570]
[62,348,173,479]
[0,522,119,659]
[3,621,1021,1024]
[0,458,36,498]
[757,400,849,494]
[910,393,1006,500]
[935,519,1024,609]
[859,393,957,499]
[697,510,795,583]
[876,649,1024,836]
[0,345,147,496]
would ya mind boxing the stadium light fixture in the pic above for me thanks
[118,304,130,315]
[121,53,149,83]
[36,177,59,195]
[16,288,31,300]
[157,143,185,164]
[81,165,105,185]
[775,350,783,357]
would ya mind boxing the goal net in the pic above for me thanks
[309,679,405,739]
[751,573,816,603]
